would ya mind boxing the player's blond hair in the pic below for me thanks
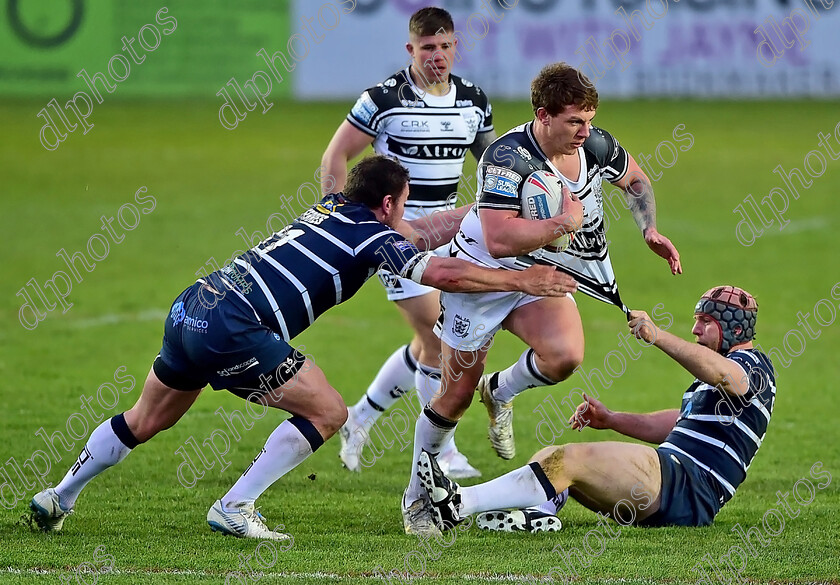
[531,63,599,116]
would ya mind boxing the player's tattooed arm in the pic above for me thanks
[469,130,497,162]
[615,155,682,274]
[623,172,657,234]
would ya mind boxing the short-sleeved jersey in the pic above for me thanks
[204,194,427,341]
[659,349,776,505]
[346,67,493,220]
[451,121,629,305]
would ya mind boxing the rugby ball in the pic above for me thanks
[520,170,574,252]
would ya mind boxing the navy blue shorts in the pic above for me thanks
[154,282,306,397]
[638,448,725,527]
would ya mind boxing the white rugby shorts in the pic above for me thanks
[435,289,575,352]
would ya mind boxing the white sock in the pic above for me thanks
[55,415,138,509]
[459,463,556,516]
[222,418,320,507]
[493,349,555,404]
[350,345,417,430]
[414,367,463,459]
[406,406,456,502]
[536,488,570,514]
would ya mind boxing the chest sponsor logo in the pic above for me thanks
[400,120,430,133]
[397,143,468,159]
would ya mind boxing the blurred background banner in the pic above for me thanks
[295,0,840,99]
[0,1,291,98]
[2,0,837,100]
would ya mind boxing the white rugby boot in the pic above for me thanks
[29,488,73,532]
[207,500,291,541]
[401,489,441,537]
[477,374,515,460]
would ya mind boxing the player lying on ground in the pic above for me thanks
[401,62,681,536]
[29,156,576,541]
[322,7,497,478]
[417,287,776,531]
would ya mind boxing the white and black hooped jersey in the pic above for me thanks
[346,67,493,220]
[452,121,629,308]
[660,349,776,505]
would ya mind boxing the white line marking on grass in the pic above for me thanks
[3,567,836,584]
[763,217,829,236]
[63,309,166,329]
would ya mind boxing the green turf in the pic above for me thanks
[1,99,839,584]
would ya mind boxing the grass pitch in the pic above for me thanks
[1,99,839,584]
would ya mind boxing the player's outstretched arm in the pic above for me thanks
[398,204,475,250]
[418,257,577,296]
[479,186,583,258]
[628,310,750,396]
[612,156,682,275]
[320,121,375,195]
[569,393,679,443]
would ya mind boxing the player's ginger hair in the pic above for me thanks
[531,62,599,116]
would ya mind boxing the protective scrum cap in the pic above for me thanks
[695,285,758,353]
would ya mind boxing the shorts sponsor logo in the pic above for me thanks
[453,314,471,338]
[485,175,518,197]
[217,357,259,377]
[351,92,378,125]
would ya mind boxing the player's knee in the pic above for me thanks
[541,348,584,382]
[531,445,563,464]
[311,392,348,438]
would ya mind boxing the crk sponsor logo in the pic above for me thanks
[400,120,430,133]
[441,120,453,132]
[453,314,470,338]
[217,357,259,377]
[170,301,185,325]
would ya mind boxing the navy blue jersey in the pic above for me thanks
[205,194,426,341]
[660,349,776,503]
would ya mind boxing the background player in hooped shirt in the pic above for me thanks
[418,286,778,533]
[29,156,577,541]
[321,7,497,478]
[401,62,682,535]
